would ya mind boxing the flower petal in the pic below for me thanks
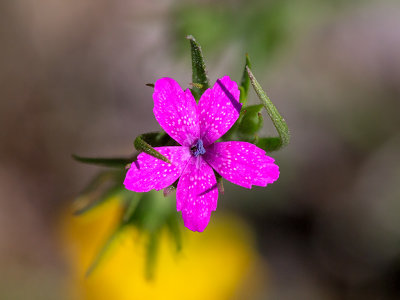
[153,78,199,146]
[204,141,279,189]
[124,146,191,192]
[176,157,218,232]
[198,76,241,145]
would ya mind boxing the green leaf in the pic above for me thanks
[72,154,131,168]
[246,66,290,150]
[239,54,251,105]
[145,232,159,280]
[186,35,210,100]
[166,214,182,251]
[134,133,171,164]
[85,225,125,277]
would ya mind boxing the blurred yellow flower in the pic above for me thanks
[60,193,265,300]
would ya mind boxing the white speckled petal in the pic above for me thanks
[204,141,279,189]
[124,146,191,192]
[198,76,241,145]
[153,78,199,146]
[176,157,218,232]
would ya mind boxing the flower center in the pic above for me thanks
[191,139,206,157]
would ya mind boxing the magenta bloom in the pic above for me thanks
[124,76,279,232]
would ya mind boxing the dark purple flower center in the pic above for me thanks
[191,139,206,157]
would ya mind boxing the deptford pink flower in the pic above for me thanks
[124,76,279,232]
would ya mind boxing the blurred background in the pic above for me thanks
[1,0,400,299]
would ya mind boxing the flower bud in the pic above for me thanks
[237,104,264,140]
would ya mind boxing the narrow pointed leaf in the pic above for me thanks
[247,66,290,149]
[134,133,171,164]
[166,214,182,251]
[72,154,131,168]
[145,232,159,280]
[186,35,210,100]
[239,54,251,105]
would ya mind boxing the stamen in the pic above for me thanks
[191,139,206,157]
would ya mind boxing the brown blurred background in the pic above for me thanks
[1,0,400,299]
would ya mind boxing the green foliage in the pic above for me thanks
[247,66,290,150]
[146,232,159,280]
[239,54,252,105]
[72,154,131,168]
[166,213,182,251]
[187,35,210,100]
[220,54,289,151]
[134,132,172,164]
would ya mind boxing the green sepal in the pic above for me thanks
[239,54,251,105]
[256,137,282,152]
[72,154,131,168]
[134,132,171,164]
[246,66,290,150]
[85,224,126,277]
[187,35,210,100]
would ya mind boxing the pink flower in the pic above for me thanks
[124,76,279,232]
